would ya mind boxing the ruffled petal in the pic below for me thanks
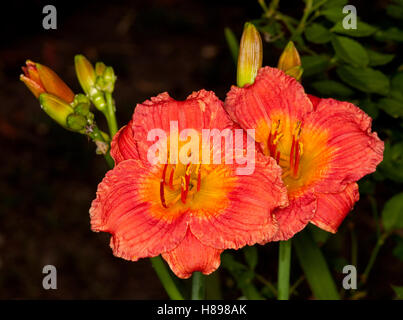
[90,159,189,261]
[132,90,234,162]
[110,123,139,164]
[302,98,384,193]
[190,152,288,249]
[307,94,321,110]
[162,229,222,279]
[225,67,313,148]
[311,183,359,233]
[271,192,317,241]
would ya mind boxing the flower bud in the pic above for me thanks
[237,22,263,88]
[66,114,87,132]
[75,54,96,95]
[39,93,75,129]
[73,93,91,107]
[20,60,74,103]
[277,41,303,81]
[89,87,107,111]
[95,62,106,76]
[95,66,116,93]
[75,103,91,117]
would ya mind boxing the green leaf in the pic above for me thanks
[358,178,376,195]
[375,28,403,42]
[393,237,403,262]
[293,230,340,300]
[305,23,332,44]
[387,0,403,20]
[331,20,378,37]
[391,73,403,92]
[321,0,348,23]
[392,286,403,299]
[243,246,258,270]
[323,0,348,8]
[221,253,264,300]
[337,66,390,95]
[224,27,239,64]
[359,98,379,119]
[378,98,403,118]
[311,80,354,97]
[381,192,403,232]
[308,224,331,244]
[367,50,395,66]
[301,55,329,77]
[331,35,369,67]
[380,142,403,182]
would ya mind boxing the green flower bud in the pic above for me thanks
[73,93,91,108]
[75,54,96,95]
[75,103,90,116]
[39,93,75,129]
[66,114,87,132]
[237,22,263,88]
[89,86,107,111]
[95,62,106,76]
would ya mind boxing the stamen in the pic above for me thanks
[168,167,175,189]
[160,164,169,208]
[181,176,187,204]
[290,136,295,169]
[268,120,282,157]
[293,142,301,177]
[196,164,201,191]
[276,151,281,164]
[185,163,192,176]
[289,121,303,178]
[273,132,283,145]
[162,163,168,183]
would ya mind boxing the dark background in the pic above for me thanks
[0,0,401,299]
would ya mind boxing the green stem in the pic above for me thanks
[277,239,292,300]
[369,195,380,239]
[205,272,222,300]
[150,257,184,300]
[104,92,118,137]
[191,272,205,300]
[294,230,340,300]
[351,228,358,268]
[292,0,313,39]
[104,151,115,168]
[255,273,277,297]
[362,233,388,284]
[289,275,304,296]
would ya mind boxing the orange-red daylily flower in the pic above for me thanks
[225,67,384,240]
[90,90,288,278]
[20,60,74,103]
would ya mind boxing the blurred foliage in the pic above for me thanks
[222,0,403,300]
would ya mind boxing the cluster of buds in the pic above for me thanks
[236,23,303,87]
[74,55,116,112]
[20,60,110,154]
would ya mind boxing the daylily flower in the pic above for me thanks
[225,67,384,240]
[20,60,74,103]
[90,90,288,278]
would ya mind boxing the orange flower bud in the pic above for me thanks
[20,60,75,103]
[277,41,303,81]
[237,22,263,88]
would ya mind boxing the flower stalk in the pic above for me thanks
[191,272,205,300]
[277,240,292,300]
